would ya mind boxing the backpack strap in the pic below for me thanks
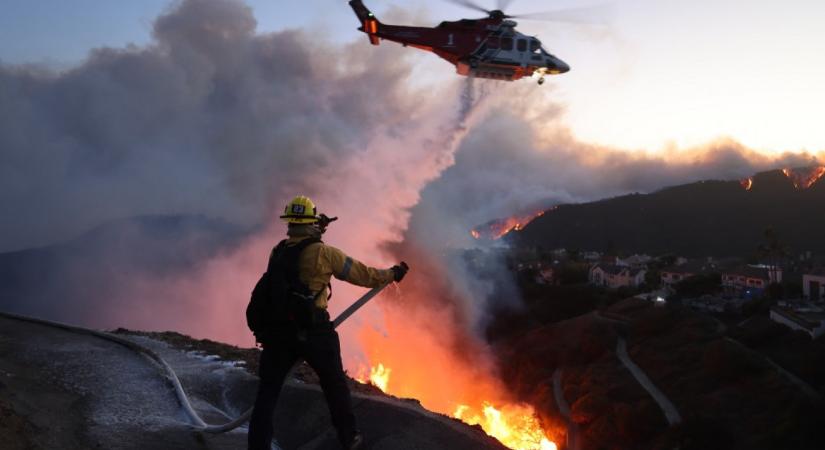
[268,237,323,296]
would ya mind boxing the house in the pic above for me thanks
[722,265,781,297]
[535,266,556,285]
[770,306,825,339]
[581,251,601,262]
[803,269,825,302]
[590,264,647,289]
[661,266,695,287]
[660,261,714,288]
[660,262,709,288]
[617,254,652,268]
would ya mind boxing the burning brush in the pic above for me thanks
[471,209,551,240]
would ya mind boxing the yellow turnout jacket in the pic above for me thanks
[283,236,394,310]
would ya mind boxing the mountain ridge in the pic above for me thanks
[513,167,825,257]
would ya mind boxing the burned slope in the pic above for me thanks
[514,168,825,256]
[492,299,825,450]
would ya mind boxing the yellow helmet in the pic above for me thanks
[280,195,319,224]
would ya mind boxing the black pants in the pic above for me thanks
[247,327,358,450]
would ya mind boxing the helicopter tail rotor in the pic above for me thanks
[350,0,382,45]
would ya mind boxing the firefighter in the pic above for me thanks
[247,195,409,450]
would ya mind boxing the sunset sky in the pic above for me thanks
[3,0,825,154]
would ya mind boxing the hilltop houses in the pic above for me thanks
[660,261,716,288]
[770,305,825,339]
[722,265,782,297]
[803,269,825,301]
[589,264,647,289]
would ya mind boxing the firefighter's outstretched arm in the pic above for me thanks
[322,246,397,288]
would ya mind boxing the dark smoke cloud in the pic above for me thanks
[0,0,421,252]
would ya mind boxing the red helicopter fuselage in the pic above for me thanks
[349,0,569,83]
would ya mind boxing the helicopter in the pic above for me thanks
[349,0,572,85]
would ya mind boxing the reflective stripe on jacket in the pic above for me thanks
[284,236,394,310]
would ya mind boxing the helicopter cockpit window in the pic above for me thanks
[487,37,500,49]
[501,37,513,51]
[530,39,541,53]
[517,39,527,52]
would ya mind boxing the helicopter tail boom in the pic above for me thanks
[349,0,381,45]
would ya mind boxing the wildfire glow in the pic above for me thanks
[740,177,753,191]
[356,359,557,450]
[471,209,548,240]
[782,166,825,190]
[454,402,557,450]
[355,363,392,393]
[351,244,560,450]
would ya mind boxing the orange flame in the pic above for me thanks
[355,363,392,393]
[454,402,558,450]
[471,209,548,240]
[357,359,557,449]
[740,177,753,191]
[351,237,560,450]
[782,166,825,190]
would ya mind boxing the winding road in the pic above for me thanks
[552,369,579,450]
[616,338,682,426]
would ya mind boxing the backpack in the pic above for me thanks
[246,237,322,342]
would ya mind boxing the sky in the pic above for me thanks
[2,0,825,154]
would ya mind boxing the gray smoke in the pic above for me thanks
[399,99,823,331]
[0,0,423,252]
[408,108,823,247]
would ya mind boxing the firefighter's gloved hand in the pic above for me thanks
[391,262,409,282]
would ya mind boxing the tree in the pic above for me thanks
[757,227,789,287]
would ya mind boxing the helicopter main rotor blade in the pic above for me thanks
[444,0,491,15]
[497,0,515,11]
[510,3,614,25]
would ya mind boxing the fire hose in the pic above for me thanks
[0,282,389,434]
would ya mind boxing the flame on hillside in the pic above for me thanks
[740,177,753,191]
[355,363,392,393]
[782,166,825,190]
[454,403,558,450]
[356,360,557,450]
[471,209,550,240]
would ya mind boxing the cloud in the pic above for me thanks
[0,0,427,252]
[408,105,824,244]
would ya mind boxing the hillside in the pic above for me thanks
[514,168,825,256]
[493,299,825,450]
[0,314,507,450]
[0,215,249,326]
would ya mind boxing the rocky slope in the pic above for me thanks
[0,314,507,450]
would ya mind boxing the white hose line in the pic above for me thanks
[0,310,208,428]
[0,283,389,434]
